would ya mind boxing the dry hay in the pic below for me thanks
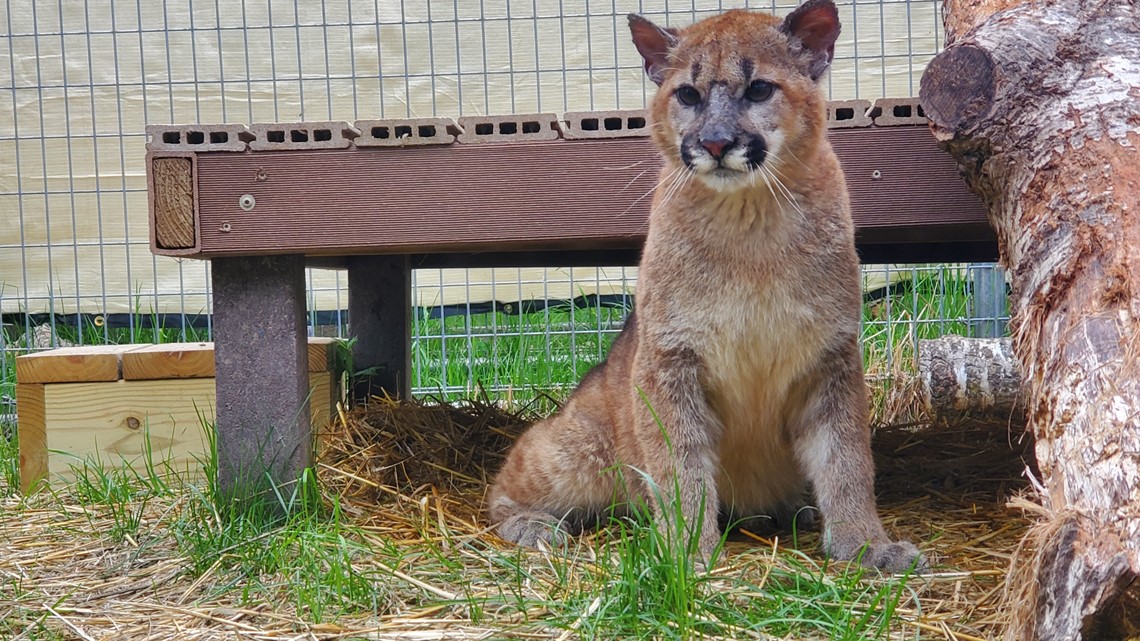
[0,396,1037,640]
[323,398,1037,638]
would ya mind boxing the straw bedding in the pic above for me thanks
[0,396,1036,639]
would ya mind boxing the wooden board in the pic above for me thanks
[18,373,336,489]
[306,337,337,373]
[63,339,337,378]
[308,371,336,444]
[16,384,46,493]
[151,157,197,250]
[119,338,337,380]
[121,342,215,380]
[172,129,992,260]
[16,345,145,384]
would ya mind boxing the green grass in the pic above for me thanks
[1,323,18,495]
[50,314,212,347]
[0,426,17,498]
[411,303,629,398]
[861,266,976,362]
[0,267,993,405]
[170,469,388,622]
[583,523,913,640]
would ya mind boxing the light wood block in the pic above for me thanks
[16,345,145,384]
[152,157,197,250]
[118,337,337,380]
[121,342,215,380]
[307,337,337,373]
[16,340,340,490]
[16,383,46,493]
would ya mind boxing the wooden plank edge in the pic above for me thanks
[16,344,149,384]
[148,151,202,257]
[17,383,47,493]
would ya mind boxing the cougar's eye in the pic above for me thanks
[745,80,775,102]
[675,85,701,106]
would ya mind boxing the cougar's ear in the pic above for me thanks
[780,0,841,81]
[628,14,680,86]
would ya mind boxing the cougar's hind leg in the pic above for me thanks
[487,407,617,548]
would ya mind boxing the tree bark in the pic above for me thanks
[917,336,1025,423]
[920,0,1140,638]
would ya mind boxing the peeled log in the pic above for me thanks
[917,336,1025,423]
[920,0,1140,638]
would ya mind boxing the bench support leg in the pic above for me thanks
[348,255,412,402]
[212,255,311,507]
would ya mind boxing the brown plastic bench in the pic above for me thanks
[145,97,994,501]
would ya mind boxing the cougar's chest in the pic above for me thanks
[699,265,826,509]
[702,273,822,419]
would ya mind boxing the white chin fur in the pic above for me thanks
[696,170,751,192]
[689,148,754,192]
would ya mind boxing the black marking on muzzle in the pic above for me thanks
[680,142,696,168]
[746,137,768,168]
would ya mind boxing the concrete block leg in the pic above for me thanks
[348,255,412,402]
[211,255,311,508]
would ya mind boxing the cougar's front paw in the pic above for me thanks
[826,533,928,574]
[496,512,572,549]
[861,540,928,574]
[825,526,930,570]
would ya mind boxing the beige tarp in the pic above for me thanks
[0,0,941,316]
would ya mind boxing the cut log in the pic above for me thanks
[920,0,1140,638]
[917,336,1025,423]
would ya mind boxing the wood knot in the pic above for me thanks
[125,416,141,431]
[919,44,996,138]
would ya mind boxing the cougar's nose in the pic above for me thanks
[700,136,733,159]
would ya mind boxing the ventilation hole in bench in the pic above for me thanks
[627,116,646,129]
[917,105,926,118]
[162,132,180,144]
[314,129,332,141]
[835,107,854,121]
[521,121,540,134]
[395,125,413,138]
[418,125,436,137]
[604,117,622,131]
[499,121,518,135]
[581,118,599,131]
[475,123,493,135]
[372,126,390,139]
[893,104,912,118]
[290,130,309,143]
[186,131,205,144]
[267,130,285,143]
[209,131,228,143]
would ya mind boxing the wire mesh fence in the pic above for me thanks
[1,0,1007,408]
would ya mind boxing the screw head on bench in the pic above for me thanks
[239,194,256,210]
[871,170,882,180]
[220,222,232,233]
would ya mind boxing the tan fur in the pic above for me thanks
[487,2,925,572]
